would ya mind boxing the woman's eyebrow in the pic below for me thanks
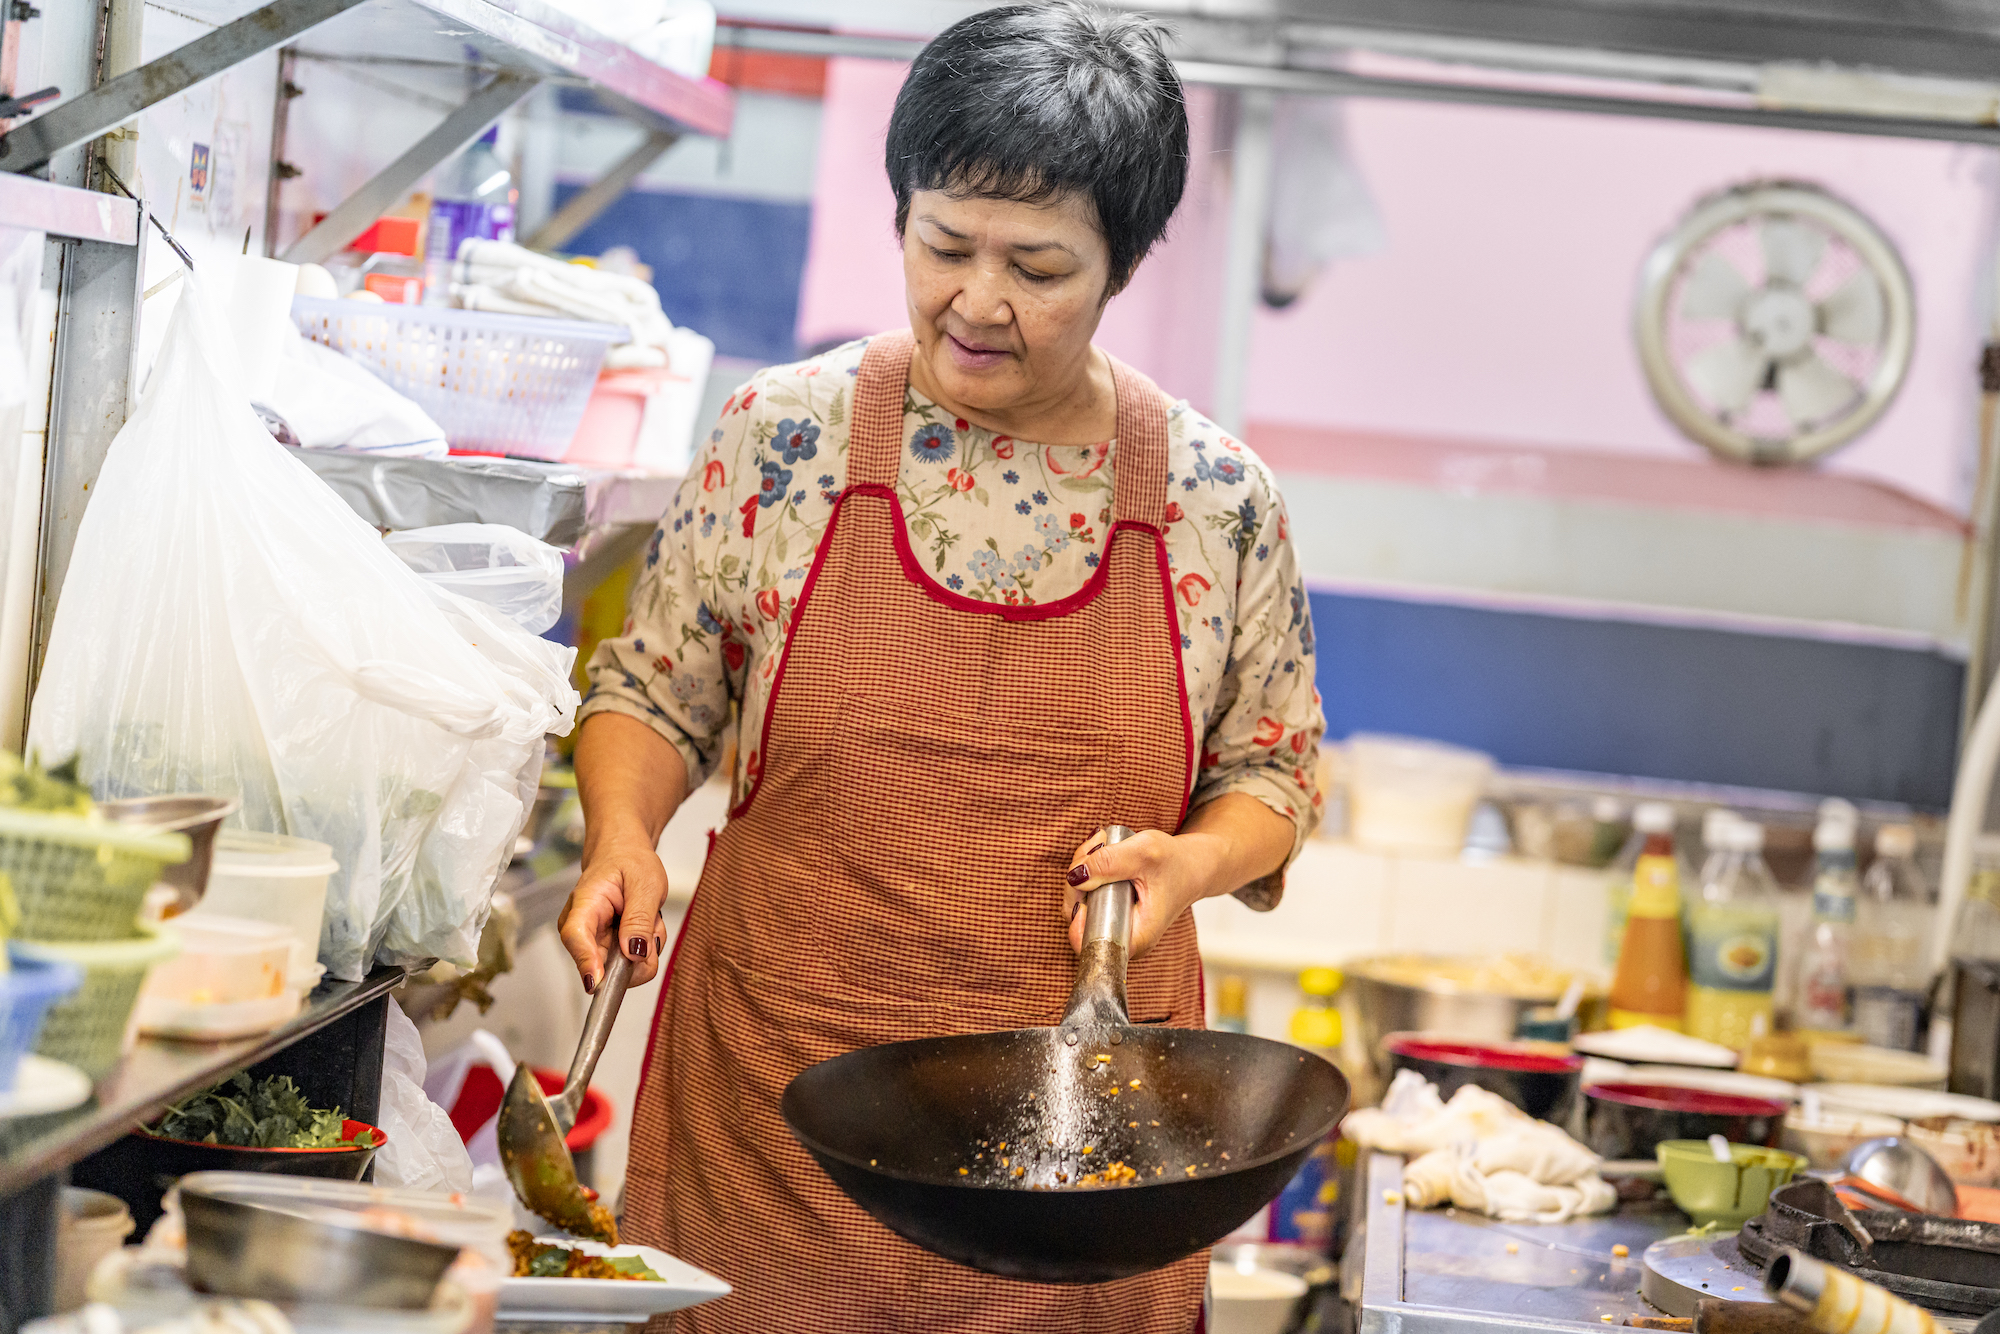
[917,214,1078,257]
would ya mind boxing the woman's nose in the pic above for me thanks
[952,260,1013,329]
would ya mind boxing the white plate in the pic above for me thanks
[1812,1083,2000,1124]
[1614,1065,1799,1102]
[499,1238,730,1320]
[0,1054,91,1118]
[1572,1026,1738,1068]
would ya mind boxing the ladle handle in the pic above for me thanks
[556,949,631,1126]
[1062,824,1136,1032]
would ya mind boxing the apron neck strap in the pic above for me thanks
[850,331,1173,528]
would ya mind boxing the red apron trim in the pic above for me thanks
[631,883,700,1103]
[1155,531,1198,806]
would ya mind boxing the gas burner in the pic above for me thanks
[1735,1179,2000,1316]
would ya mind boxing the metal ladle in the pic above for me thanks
[497,950,631,1240]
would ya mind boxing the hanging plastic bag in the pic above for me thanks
[373,998,475,1194]
[27,276,578,980]
[383,523,566,635]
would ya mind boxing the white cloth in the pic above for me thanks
[450,239,675,355]
[1345,1071,1617,1224]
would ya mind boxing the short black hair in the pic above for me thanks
[885,2,1187,291]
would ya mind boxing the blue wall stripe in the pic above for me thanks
[553,185,810,364]
[1309,590,1963,808]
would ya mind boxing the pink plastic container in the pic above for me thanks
[567,367,677,468]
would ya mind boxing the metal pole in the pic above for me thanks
[524,128,677,253]
[0,0,361,173]
[1213,87,1274,436]
[278,70,540,265]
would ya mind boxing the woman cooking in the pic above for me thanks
[560,2,1323,1327]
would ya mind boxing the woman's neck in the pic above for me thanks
[906,344,1119,445]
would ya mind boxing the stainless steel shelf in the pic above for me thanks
[0,964,406,1198]
[0,176,138,245]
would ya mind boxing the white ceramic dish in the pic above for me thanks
[0,1054,91,1118]
[1780,1109,1906,1170]
[1616,1065,1799,1102]
[1812,1084,2000,1124]
[1808,1043,1946,1088]
[1572,1026,1737,1068]
[499,1238,730,1321]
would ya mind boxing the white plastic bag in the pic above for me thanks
[266,322,450,458]
[384,524,566,635]
[27,276,578,979]
[373,998,475,1194]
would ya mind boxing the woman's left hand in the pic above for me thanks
[1059,796,1297,957]
[1059,826,1226,959]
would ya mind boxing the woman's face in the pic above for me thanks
[902,188,1114,423]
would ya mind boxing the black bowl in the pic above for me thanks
[1384,1033,1584,1122]
[1583,1083,1788,1161]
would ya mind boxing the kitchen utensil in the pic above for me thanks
[781,825,1350,1284]
[1658,1139,1806,1227]
[99,794,239,915]
[179,1179,460,1308]
[54,1187,133,1313]
[1782,1109,1907,1171]
[0,808,190,940]
[1766,1249,1940,1334]
[1346,953,1598,1081]
[1381,1032,1583,1120]
[179,1171,510,1263]
[1208,1256,1310,1334]
[82,1119,389,1236]
[1573,1025,1739,1068]
[1584,1083,1789,1160]
[1810,1043,1946,1088]
[1847,1137,1959,1216]
[1712,1134,1736,1162]
[1740,1178,2000,1314]
[498,949,630,1239]
[499,1237,731,1323]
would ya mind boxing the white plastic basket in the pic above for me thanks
[292,297,624,461]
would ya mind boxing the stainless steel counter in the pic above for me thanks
[1358,1153,1696,1334]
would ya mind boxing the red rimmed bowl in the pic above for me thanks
[75,1119,386,1236]
[1583,1083,1788,1160]
[1383,1033,1585,1122]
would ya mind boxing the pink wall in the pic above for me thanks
[797,57,2000,515]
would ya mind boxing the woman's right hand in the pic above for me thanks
[558,833,670,992]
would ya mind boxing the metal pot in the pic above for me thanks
[1343,955,1603,1082]
[99,794,239,914]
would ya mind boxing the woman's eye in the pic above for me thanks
[928,246,966,262]
[1015,266,1055,284]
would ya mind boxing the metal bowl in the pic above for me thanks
[181,1180,459,1309]
[99,794,239,914]
[1344,955,1604,1081]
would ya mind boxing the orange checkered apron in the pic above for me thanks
[622,331,1208,1331]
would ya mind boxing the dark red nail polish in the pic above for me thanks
[585,972,598,994]
[630,936,649,960]
[1066,864,1089,887]
[1088,843,1104,855]
[1069,902,1082,920]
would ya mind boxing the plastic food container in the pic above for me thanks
[1209,1259,1310,1334]
[189,831,337,982]
[1345,734,1494,856]
[0,955,83,1092]
[55,1186,133,1313]
[139,915,292,1004]
[0,808,191,941]
[11,922,181,1078]
[567,366,678,468]
[1780,1108,1906,1170]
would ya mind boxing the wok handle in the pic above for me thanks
[1061,824,1136,1033]
[554,950,631,1129]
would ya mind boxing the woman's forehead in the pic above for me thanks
[911,189,1105,257]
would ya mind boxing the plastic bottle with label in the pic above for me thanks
[424,127,516,302]
[1214,974,1249,1035]
[1796,808,1859,1032]
[1609,802,1688,1031]
[1684,815,1781,1049]
[1850,824,1934,1051]
[1604,801,1688,967]
[1271,968,1346,1251]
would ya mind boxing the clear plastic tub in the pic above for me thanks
[1346,734,1495,856]
[189,831,337,981]
[138,915,292,1004]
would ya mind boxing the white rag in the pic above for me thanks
[1344,1071,1617,1224]
[450,239,674,359]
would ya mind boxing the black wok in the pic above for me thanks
[782,826,1349,1284]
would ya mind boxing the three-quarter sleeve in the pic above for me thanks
[1190,467,1325,908]
[578,400,754,788]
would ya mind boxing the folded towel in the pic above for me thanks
[450,240,674,352]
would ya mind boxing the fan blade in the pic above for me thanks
[1777,352,1859,426]
[1685,336,1769,413]
[1680,251,1752,321]
[1761,217,1825,287]
[1819,269,1885,346]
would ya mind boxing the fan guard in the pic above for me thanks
[1635,181,1914,466]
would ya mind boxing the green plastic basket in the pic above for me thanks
[0,808,190,941]
[12,923,180,1079]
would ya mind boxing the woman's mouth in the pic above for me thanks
[945,333,1010,371]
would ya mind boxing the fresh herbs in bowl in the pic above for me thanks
[153,1072,370,1149]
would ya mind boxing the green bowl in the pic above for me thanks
[1656,1139,1808,1228]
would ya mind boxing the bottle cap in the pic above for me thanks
[1818,797,1859,829]
[1727,819,1765,853]
[1591,796,1625,823]
[1814,816,1855,853]
[1701,808,1739,848]
[1875,824,1916,859]
[1299,966,1343,997]
[1634,801,1675,835]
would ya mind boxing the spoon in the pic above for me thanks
[1708,1134,1733,1163]
[497,950,631,1241]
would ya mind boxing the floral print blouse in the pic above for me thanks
[581,336,1325,896]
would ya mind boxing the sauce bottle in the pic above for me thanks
[1797,809,1858,1032]
[1609,801,1688,1030]
[1685,815,1781,1048]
